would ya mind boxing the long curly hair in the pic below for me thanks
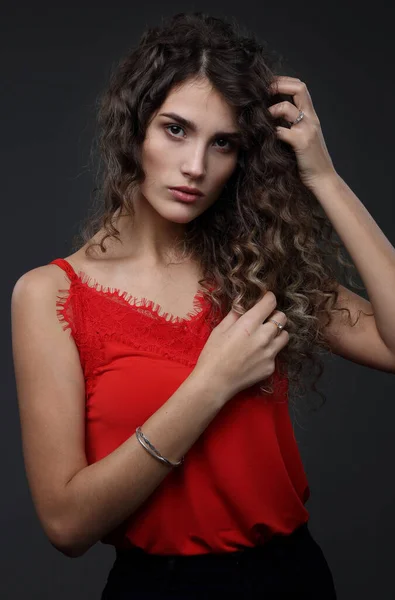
[71,11,372,414]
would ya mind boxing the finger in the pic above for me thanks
[220,292,275,333]
[270,325,290,352]
[217,302,245,331]
[263,310,287,338]
[268,101,304,123]
[269,79,313,111]
[269,75,302,94]
[240,291,278,330]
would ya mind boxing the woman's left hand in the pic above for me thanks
[268,76,337,189]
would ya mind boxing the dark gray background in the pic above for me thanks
[3,1,394,598]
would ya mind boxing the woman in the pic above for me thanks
[11,11,395,599]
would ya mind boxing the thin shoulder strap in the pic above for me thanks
[49,258,79,282]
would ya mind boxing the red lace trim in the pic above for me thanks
[50,258,222,398]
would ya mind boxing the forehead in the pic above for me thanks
[159,77,237,126]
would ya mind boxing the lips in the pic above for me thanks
[170,186,203,196]
[168,188,203,203]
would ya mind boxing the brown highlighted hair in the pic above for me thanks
[72,12,372,413]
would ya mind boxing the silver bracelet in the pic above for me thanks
[135,427,184,468]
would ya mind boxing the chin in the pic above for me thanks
[165,209,200,224]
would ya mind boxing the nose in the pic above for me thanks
[181,145,206,179]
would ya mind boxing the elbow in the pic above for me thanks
[50,539,80,559]
[48,518,92,559]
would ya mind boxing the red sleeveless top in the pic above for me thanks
[49,257,310,555]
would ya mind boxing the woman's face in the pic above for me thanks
[139,76,241,223]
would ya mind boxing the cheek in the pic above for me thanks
[212,162,236,189]
[142,137,169,173]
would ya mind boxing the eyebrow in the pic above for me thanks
[159,112,242,141]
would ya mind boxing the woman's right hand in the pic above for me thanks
[194,291,289,398]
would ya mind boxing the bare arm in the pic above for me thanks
[12,266,284,560]
[11,266,230,560]
[61,370,228,557]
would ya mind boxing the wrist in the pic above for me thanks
[189,366,231,408]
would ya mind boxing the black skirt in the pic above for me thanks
[101,522,337,599]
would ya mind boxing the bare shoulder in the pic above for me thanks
[10,258,88,343]
[12,245,92,298]
[11,261,88,551]
[12,263,65,300]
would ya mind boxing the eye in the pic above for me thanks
[164,124,235,152]
[165,124,185,138]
